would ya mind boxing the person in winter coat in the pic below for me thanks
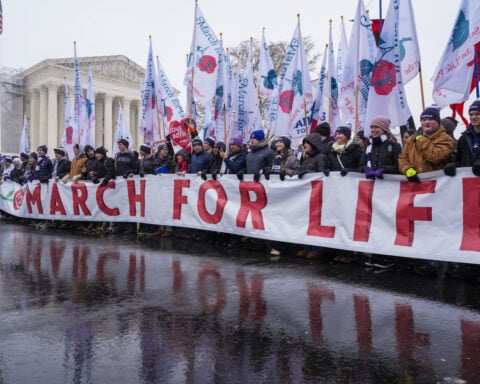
[313,122,336,154]
[53,147,71,181]
[270,135,300,180]
[220,136,247,175]
[362,115,401,179]
[399,107,455,181]
[81,145,97,180]
[21,153,37,184]
[9,158,24,184]
[174,149,190,176]
[444,100,480,177]
[245,130,274,177]
[93,147,115,186]
[299,132,327,177]
[114,139,138,178]
[33,145,53,183]
[323,126,363,175]
[138,144,159,176]
[207,141,227,176]
[154,142,175,173]
[65,143,87,183]
[189,138,213,175]
[1,158,14,182]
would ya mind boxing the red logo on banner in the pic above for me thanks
[13,189,24,210]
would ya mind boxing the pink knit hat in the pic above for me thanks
[370,115,391,133]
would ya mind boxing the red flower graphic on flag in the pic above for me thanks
[198,55,217,74]
[370,60,396,95]
[279,90,294,113]
[13,189,24,211]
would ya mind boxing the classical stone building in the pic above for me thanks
[20,55,145,154]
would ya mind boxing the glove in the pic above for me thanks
[472,161,480,176]
[298,172,306,179]
[253,172,261,183]
[212,172,217,181]
[365,167,375,180]
[123,172,128,179]
[62,174,69,184]
[100,179,109,187]
[139,172,145,178]
[405,167,420,182]
[323,169,330,177]
[236,170,244,181]
[40,176,49,184]
[263,167,270,180]
[414,135,424,142]
[443,162,456,177]
[340,168,349,177]
[92,178,100,184]
[373,168,384,179]
[201,172,207,181]
[72,174,81,183]
[279,169,286,181]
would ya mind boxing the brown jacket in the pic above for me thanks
[398,127,454,174]
[69,155,87,178]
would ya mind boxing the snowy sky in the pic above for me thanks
[0,0,475,130]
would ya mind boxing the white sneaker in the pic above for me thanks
[270,248,281,256]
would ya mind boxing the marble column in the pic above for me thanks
[39,86,48,151]
[29,89,38,151]
[47,83,58,152]
[95,93,103,146]
[104,94,113,152]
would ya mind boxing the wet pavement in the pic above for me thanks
[0,219,479,384]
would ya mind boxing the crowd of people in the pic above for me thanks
[1,100,480,269]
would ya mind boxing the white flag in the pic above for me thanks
[328,21,340,129]
[139,38,160,144]
[61,82,76,160]
[337,17,349,89]
[338,0,377,131]
[364,0,412,137]
[309,45,329,131]
[432,0,480,107]
[258,29,278,100]
[272,18,313,146]
[73,43,89,147]
[231,42,257,142]
[85,67,95,146]
[19,115,29,154]
[113,102,134,153]
[183,3,220,107]
[156,56,185,136]
[398,0,421,84]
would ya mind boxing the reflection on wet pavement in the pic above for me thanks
[0,222,477,383]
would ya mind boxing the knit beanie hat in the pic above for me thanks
[250,130,265,141]
[140,144,151,154]
[229,136,243,148]
[205,137,216,148]
[468,100,480,113]
[29,152,38,161]
[192,137,203,147]
[214,141,227,151]
[441,117,458,134]
[335,126,352,140]
[54,147,66,156]
[420,107,441,124]
[117,138,129,148]
[20,152,29,160]
[370,115,391,133]
[314,122,331,137]
[276,135,292,149]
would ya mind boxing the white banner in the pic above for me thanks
[1,169,479,264]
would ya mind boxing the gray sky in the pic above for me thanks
[0,0,473,129]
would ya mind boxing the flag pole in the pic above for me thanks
[418,61,426,111]
[155,54,166,141]
[475,48,480,98]
[188,0,198,119]
[298,14,309,141]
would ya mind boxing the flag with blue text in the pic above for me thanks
[398,0,421,84]
[273,19,313,145]
[84,67,95,147]
[73,43,89,146]
[156,56,185,137]
[338,0,377,132]
[19,115,29,154]
[139,38,160,144]
[364,0,412,137]
[61,82,76,160]
[184,3,220,107]
[432,0,480,107]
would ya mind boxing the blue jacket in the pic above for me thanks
[189,150,212,173]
